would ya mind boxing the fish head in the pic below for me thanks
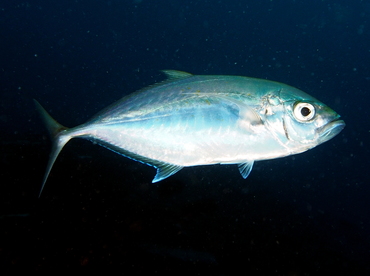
[278,87,345,150]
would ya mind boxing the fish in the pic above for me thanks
[35,70,345,195]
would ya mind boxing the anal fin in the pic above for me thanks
[94,140,184,183]
[153,163,183,183]
[238,161,254,179]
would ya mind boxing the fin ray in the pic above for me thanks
[34,100,71,196]
[153,164,183,183]
[94,139,183,183]
[238,161,254,179]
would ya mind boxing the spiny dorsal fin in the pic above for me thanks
[161,70,193,80]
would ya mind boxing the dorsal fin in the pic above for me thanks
[161,70,193,80]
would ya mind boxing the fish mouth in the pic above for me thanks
[317,119,345,143]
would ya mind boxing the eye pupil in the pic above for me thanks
[301,107,311,117]
[293,102,315,121]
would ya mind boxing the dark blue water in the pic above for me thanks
[1,0,369,274]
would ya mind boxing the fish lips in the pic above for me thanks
[317,119,345,143]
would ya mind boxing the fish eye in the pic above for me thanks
[293,102,315,121]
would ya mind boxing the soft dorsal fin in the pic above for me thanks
[161,70,193,80]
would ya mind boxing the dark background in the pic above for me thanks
[1,0,369,274]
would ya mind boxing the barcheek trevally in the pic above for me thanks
[35,70,345,195]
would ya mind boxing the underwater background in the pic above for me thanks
[1,0,369,274]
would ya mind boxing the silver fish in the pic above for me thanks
[35,70,345,195]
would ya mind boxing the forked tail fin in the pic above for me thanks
[34,100,72,197]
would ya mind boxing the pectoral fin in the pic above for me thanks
[238,161,254,179]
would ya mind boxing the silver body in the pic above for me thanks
[35,70,345,194]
